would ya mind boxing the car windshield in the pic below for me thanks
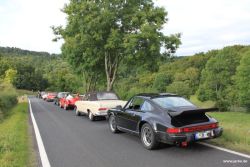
[58,92,69,97]
[66,94,74,99]
[152,96,195,108]
[97,92,119,100]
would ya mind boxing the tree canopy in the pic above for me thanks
[53,0,181,91]
[235,50,250,108]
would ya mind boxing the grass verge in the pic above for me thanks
[190,95,250,154]
[16,89,36,96]
[0,102,32,167]
[208,112,250,154]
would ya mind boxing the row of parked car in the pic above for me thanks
[38,91,223,150]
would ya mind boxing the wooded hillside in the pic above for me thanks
[0,45,250,110]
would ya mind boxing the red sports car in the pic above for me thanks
[46,92,57,102]
[59,94,80,110]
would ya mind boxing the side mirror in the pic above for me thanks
[116,105,123,110]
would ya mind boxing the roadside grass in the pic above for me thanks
[0,102,31,167]
[207,112,250,154]
[16,89,36,96]
[190,95,250,154]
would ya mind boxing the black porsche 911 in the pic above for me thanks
[107,93,223,150]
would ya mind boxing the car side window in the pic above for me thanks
[141,101,153,112]
[127,97,144,111]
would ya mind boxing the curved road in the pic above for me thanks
[29,97,249,167]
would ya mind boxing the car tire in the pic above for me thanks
[88,111,95,121]
[75,107,81,116]
[140,123,159,150]
[109,115,120,133]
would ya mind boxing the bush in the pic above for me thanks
[0,83,17,119]
[215,98,230,111]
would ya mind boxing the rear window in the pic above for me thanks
[97,92,119,100]
[48,93,57,96]
[152,96,195,108]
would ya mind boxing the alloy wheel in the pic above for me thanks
[109,116,116,132]
[142,127,153,147]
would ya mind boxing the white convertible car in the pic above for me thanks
[75,91,127,121]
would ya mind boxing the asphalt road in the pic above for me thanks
[29,97,249,167]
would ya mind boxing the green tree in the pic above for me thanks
[197,46,244,110]
[166,81,192,98]
[4,69,17,84]
[153,72,172,92]
[235,50,250,108]
[184,67,199,93]
[0,58,10,78]
[13,64,48,91]
[53,0,181,91]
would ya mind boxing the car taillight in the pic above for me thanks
[98,108,108,111]
[166,123,218,134]
[166,128,182,134]
[182,123,218,132]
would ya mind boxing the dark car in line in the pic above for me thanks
[107,93,223,150]
[54,92,69,106]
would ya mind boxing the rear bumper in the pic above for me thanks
[156,127,223,144]
[67,104,76,109]
[46,98,55,102]
[94,111,108,116]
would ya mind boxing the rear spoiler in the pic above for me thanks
[168,108,218,117]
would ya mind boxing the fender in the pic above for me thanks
[137,117,166,133]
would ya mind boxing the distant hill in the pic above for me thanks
[0,46,59,57]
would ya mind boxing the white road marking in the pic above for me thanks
[199,142,250,159]
[29,99,51,167]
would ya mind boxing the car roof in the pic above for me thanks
[136,93,179,99]
[87,91,117,94]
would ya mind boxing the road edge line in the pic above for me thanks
[29,99,51,167]
[199,142,250,159]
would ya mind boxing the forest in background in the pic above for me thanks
[0,45,250,111]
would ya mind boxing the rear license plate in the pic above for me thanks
[195,130,214,140]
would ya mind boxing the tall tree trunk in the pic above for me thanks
[84,72,97,92]
[105,53,119,91]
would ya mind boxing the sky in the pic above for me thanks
[0,0,250,56]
